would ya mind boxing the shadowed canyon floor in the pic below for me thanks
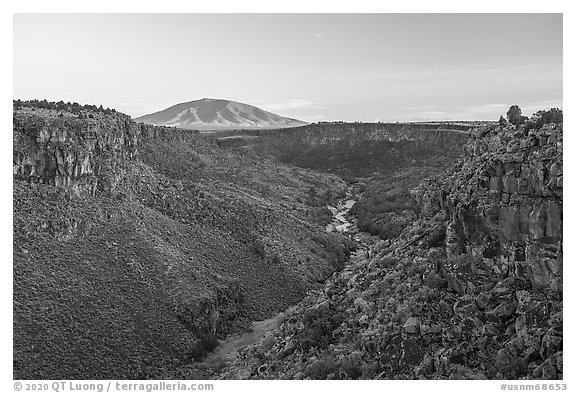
[193,194,366,376]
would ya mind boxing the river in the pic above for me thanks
[202,187,372,368]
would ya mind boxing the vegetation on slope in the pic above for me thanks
[217,122,471,239]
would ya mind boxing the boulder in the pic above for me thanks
[453,296,478,317]
[403,317,420,334]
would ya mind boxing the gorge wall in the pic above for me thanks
[13,111,140,197]
[12,109,199,197]
[216,122,471,178]
[416,122,563,294]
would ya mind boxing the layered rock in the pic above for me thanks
[422,122,563,294]
[12,108,200,198]
[13,109,140,197]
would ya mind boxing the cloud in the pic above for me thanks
[314,33,323,38]
[519,99,563,113]
[465,104,509,114]
[112,101,177,117]
[295,114,328,122]
[462,100,563,118]
[403,104,436,110]
[260,99,324,112]
[418,111,450,117]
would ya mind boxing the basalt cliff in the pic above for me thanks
[216,122,471,178]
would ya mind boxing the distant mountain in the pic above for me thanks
[134,98,308,130]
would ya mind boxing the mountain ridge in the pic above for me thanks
[135,98,308,130]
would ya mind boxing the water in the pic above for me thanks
[326,199,356,233]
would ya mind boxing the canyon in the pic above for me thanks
[12,101,562,380]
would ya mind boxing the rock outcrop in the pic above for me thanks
[13,109,140,197]
[417,122,563,294]
[12,108,202,198]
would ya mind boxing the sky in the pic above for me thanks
[13,13,562,122]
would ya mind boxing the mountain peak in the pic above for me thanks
[135,98,307,131]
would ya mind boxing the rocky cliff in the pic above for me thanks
[222,121,563,380]
[423,122,563,294]
[12,108,203,197]
[13,109,140,197]
[217,122,472,178]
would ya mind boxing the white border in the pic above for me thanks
[3,2,573,391]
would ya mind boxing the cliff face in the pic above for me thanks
[217,122,471,148]
[223,121,563,380]
[423,122,563,293]
[12,109,200,197]
[266,122,471,145]
[13,110,140,197]
[217,122,471,178]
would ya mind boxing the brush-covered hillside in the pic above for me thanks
[217,122,474,243]
[215,122,472,179]
[12,101,355,379]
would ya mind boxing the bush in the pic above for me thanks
[187,333,219,361]
[200,333,219,352]
[13,99,119,116]
[338,356,364,379]
[253,239,266,258]
[506,105,527,125]
[310,207,332,226]
[305,357,338,379]
[296,307,345,351]
[534,108,563,127]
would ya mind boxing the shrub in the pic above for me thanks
[338,356,364,379]
[13,99,120,116]
[506,105,528,125]
[253,239,266,258]
[187,333,219,361]
[534,108,563,127]
[310,207,332,226]
[296,308,345,351]
[305,357,338,379]
[200,333,219,352]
